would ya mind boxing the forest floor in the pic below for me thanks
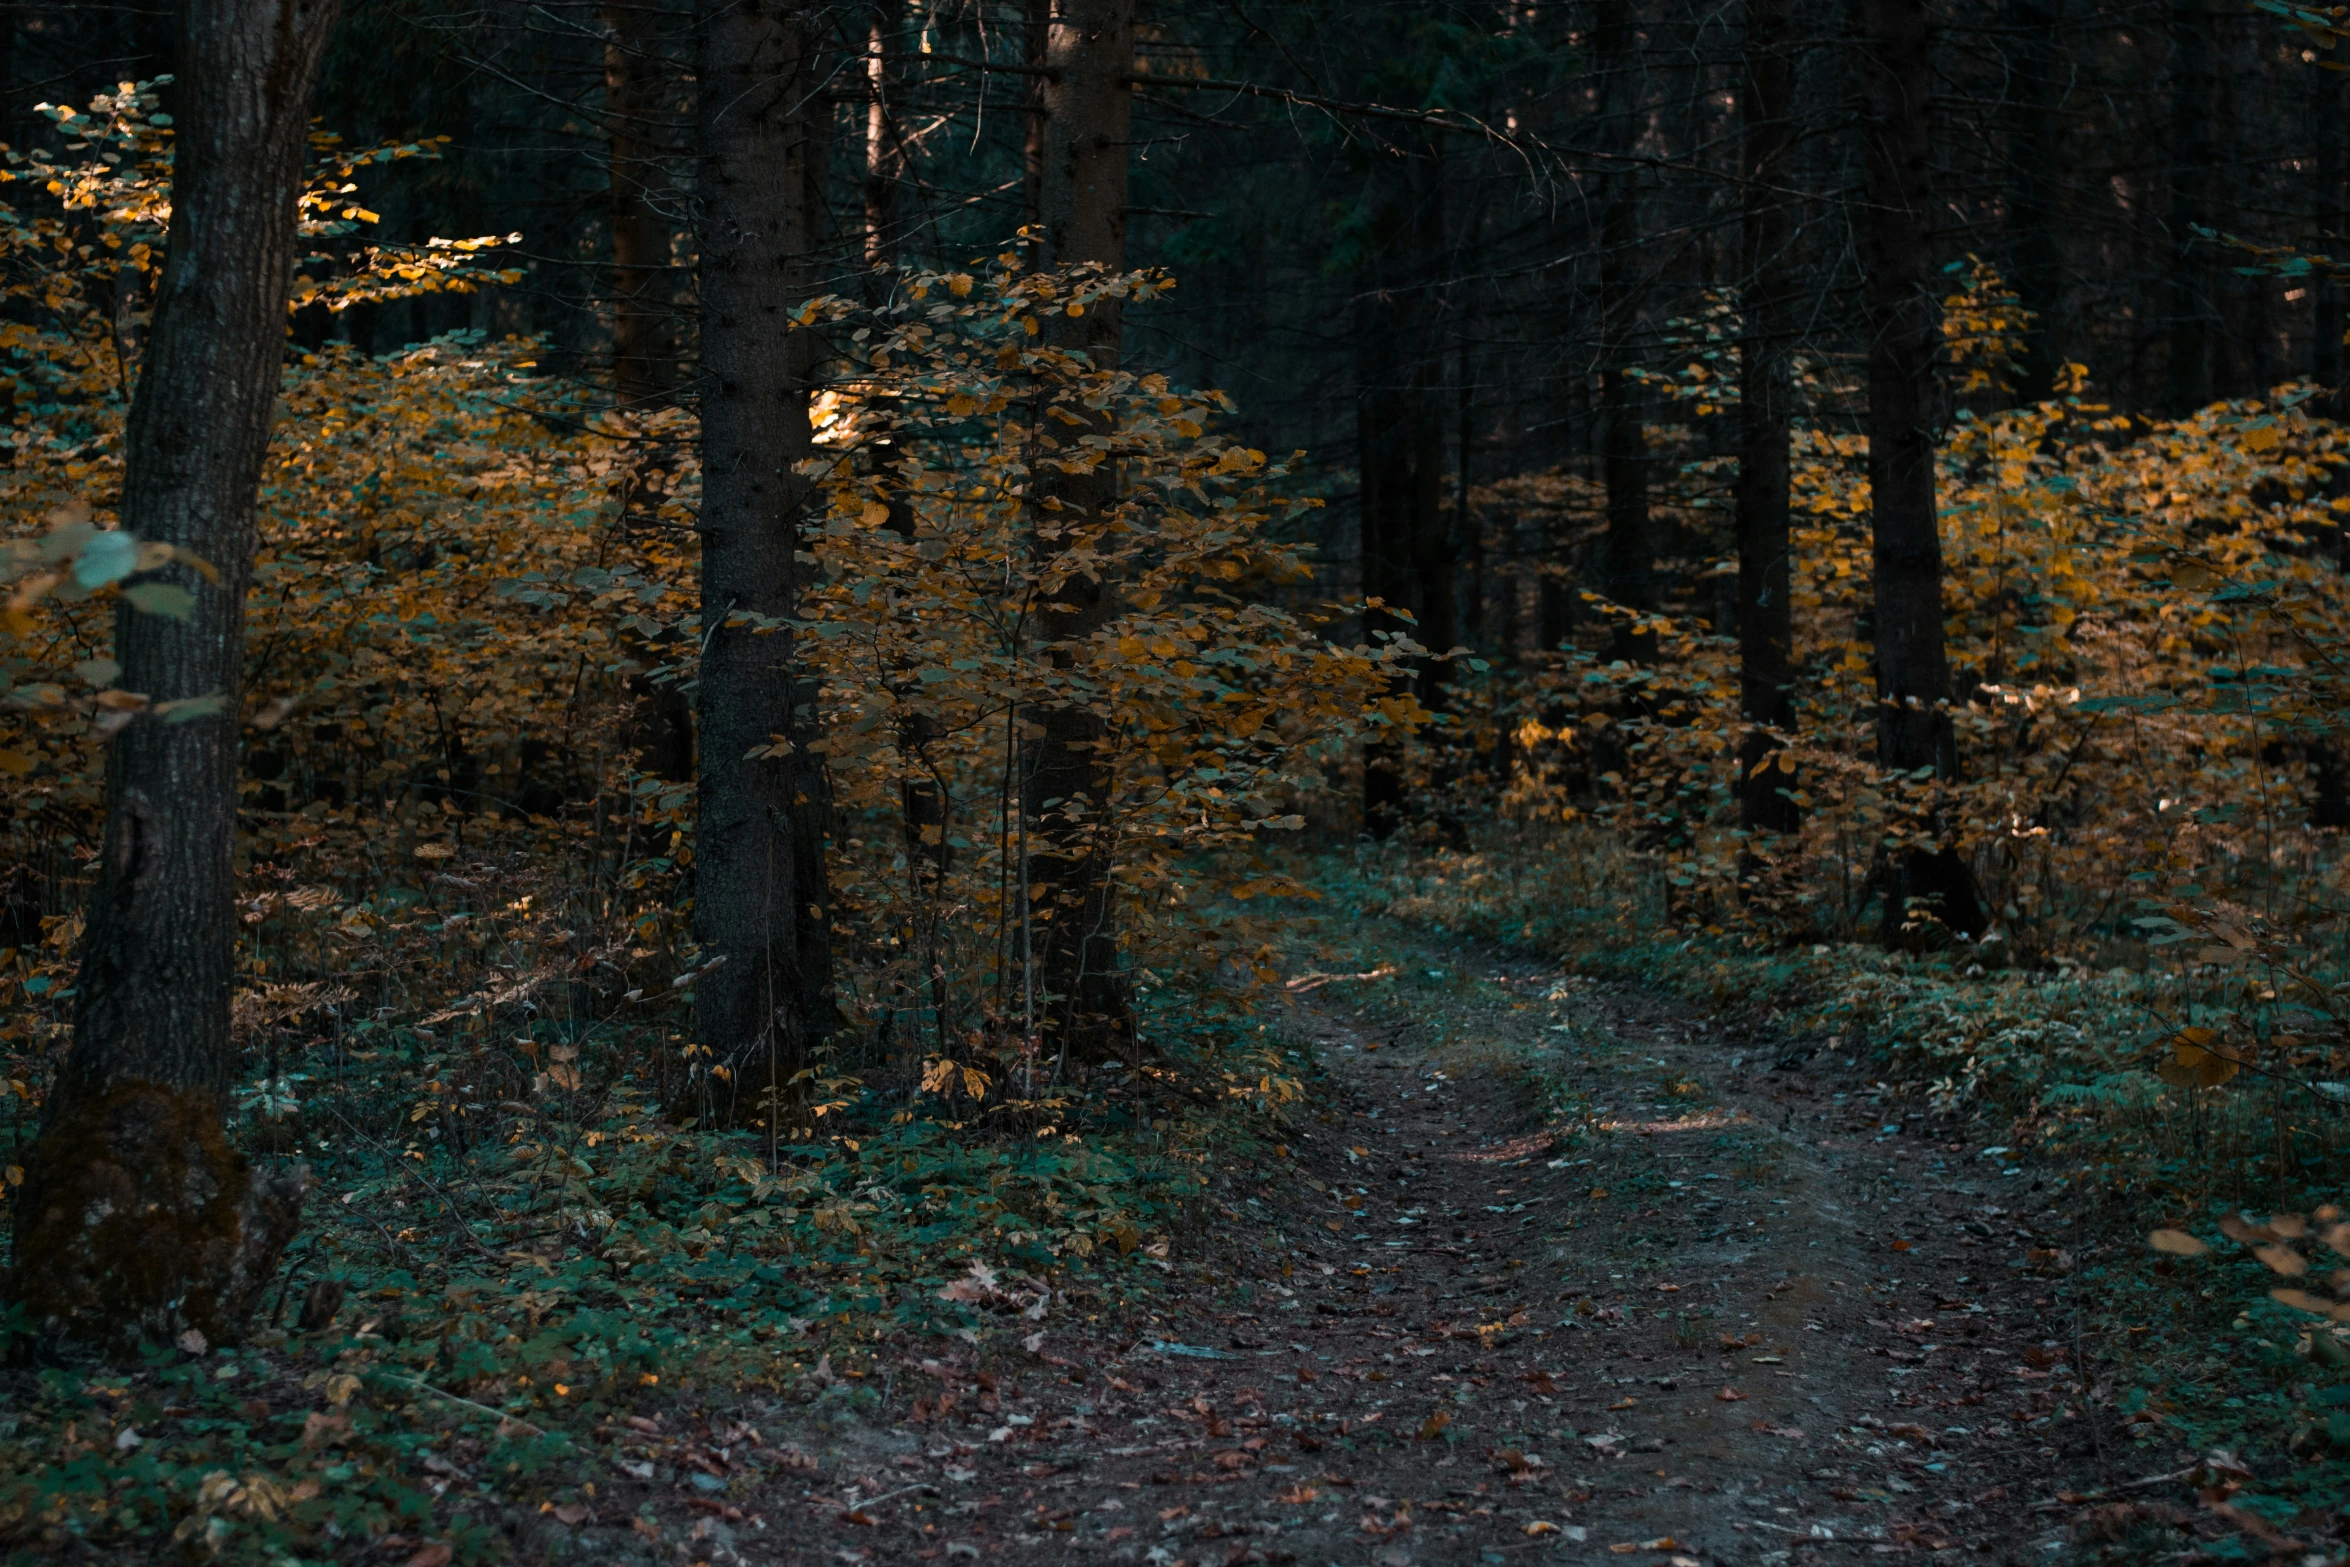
[560,927,2211,1567]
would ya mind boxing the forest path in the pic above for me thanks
[662,939,2126,1567]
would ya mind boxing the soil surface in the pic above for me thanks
[577,947,2149,1566]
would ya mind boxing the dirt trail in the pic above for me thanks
[632,948,2128,1566]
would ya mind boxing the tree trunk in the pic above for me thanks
[691,0,836,1119]
[10,0,336,1352]
[2003,0,2065,401]
[1354,145,1448,836]
[1022,0,1049,252]
[1737,0,1800,833]
[2167,0,2216,413]
[1595,0,1652,657]
[1854,0,1953,780]
[1856,0,1983,945]
[2314,46,2345,418]
[863,1,901,276]
[606,0,673,404]
[1024,0,1136,1065]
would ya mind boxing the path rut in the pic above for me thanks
[619,948,2127,1566]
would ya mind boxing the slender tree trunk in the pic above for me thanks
[11,0,336,1351]
[1855,0,1983,944]
[2167,0,2215,412]
[1737,0,1799,833]
[863,1,901,275]
[1022,0,1049,252]
[1355,145,1447,835]
[2004,0,2065,401]
[1456,343,1481,651]
[1025,0,1137,1065]
[692,0,835,1118]
[2314,51,2345,417]
[1595,0,1652,656]
[606,0,672,404]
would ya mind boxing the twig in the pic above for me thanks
[380,1372,574,1449]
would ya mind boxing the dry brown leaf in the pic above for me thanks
[2254,1243,2309,1277]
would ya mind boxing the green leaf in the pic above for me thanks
[72,530,137,588]
[155,693,226,723]
[122,582,195,618]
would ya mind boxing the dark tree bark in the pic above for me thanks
[606,0,673,404]
[1595,0,1652,657]
[2166,0,2216,412]
[1355,145,1448,835]
[1022,0,1049,250]
[1855,0,1984,944]
[1736,0,1800,834]
[10,0,336,1351]
[691,0,836,1117]
[2003,0,2066,401]
[1854,0,1953,780]
[1025,0,1137,1065]
[2314,47,2345,417]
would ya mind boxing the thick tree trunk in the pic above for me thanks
[1595,0,1652,657]
[1737,0,1800,833]
[11,0,336,1351]
[1025,0,1137,1065]
[2166,0,2216,413]
[1854,0,1953,780]
[692,0,836,1118]
[2003,0,2065,401]
[606,0,672,404]
[1855,0,1983,945]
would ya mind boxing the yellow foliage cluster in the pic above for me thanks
[1470,269,2350,972]
[0,111,1406,1107]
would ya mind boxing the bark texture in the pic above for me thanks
[1023,0,1138,1065]
[2166,0,2216,412]
[2003,0,2065,400]
[1595,0,1652,657]
[1737,0,1799,833]
[692,0,836,1115]
[606,0,674,404]
[863,3,903,274]
[1355,148,1449,835]
[2314,43,2345,417]
[1855,0,1983,944]
[11,0,336,1350]
[1854,0,1954,780]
